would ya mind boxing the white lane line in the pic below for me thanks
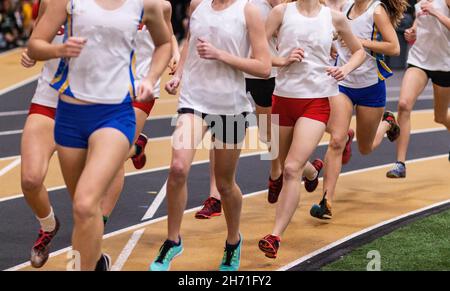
[0,110,28,117]
[0,75,39,96]
[5,154,448,271]
[141,180,167,221]
[111,229,145,271]
[0,158,21,177]
[0,130,23,136]
[0,126,447,203]
[0,108,442,137]
[277,198,450,271]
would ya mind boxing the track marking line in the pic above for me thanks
[0,110,28,117]
[111,229,145,271]
[0,158,21,177]
[0,75,39,96]
[0,129,23,136]
[141,180,167,221]
[277,198,450,271]
[5,154,448,271]
[0,126,447,202]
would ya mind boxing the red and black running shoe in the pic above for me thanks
[30,216,60,268]
[195,197,222,219]
[268,175,283,204]
[131,134,148,170]
[383,111,401,142]
[342,129,355,165]
[303,159,324,193]
[258,234,281,259]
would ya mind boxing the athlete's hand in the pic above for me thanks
[420,0,438,17]
[165,76,181,95]
[168,52,180,75]
[330,45,338,61]
[21,49,36,68]
[284,48,305,66]
[404,27,417,44]
[136,79,156,102]
[58,37,87,58]
[196,38,222,60]
[326,66,348,81]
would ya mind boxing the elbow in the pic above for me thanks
[260,67,272,79]
[391,45,401,57]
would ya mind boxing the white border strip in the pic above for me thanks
[5,154,448,271]
[0,75,39,96]
[0,158,21,177]
[111,229,146,271]
[277,198,450,271]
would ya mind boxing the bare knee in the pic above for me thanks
[329,135,347,153]
[215,179,236,198]
[283,162,304,181]
[398,100,413,115]
[358,144,373,156]
[73,198,99,222]
[21,171,45,194]
[434,114,450,129]
[168,160,189,184]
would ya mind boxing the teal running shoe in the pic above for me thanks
[219,235,242,271]
[149,238,183,271]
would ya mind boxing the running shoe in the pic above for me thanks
[195,197,222,219]
[303,159,324,193]
[95,253,112,271]
[258,234,281,259]
[219,235,243,271]
[386,161,406,178]
[310,192,333,220]
[30,216,60,268]
[150,238,183,271]
[268,175,283,204]
[383,112,401,142]
[131,133,148,170]
[342,129,355,165]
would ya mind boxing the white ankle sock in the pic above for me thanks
[37,207,56,232]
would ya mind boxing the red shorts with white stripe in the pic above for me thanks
[29,103,56,120]
[132,100,156,116]
[272,95,330,126]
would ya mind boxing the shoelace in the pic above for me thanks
[392,163,404,173]
[269,178,282,193]
[264,235,279,248]
[203,198,218,210]
[33,230,52,251]
[156,241,174,263]
[223,248,236,266]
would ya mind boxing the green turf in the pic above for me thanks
[322,209,450,271]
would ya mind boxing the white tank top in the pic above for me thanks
[408,0,450,72]
[337,0,381,88]
[274,3,339,98]
[135,25,161,98]
[31,27,65,108]
[179,0,252,115]
[244,0,277,79]
[51,0,144,104]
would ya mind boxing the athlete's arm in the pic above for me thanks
[359,5,400,56]
[268,0,282,7]
[162,1,180,74]
[266,4,305,67]
[22,0,51,68]
[329,10,366,81]
[165,0,202,95]
[421,0,450,30]
[28,0,86,61]
[139,0,172,101]
[404,19,417,43]
[197,3,271,78]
